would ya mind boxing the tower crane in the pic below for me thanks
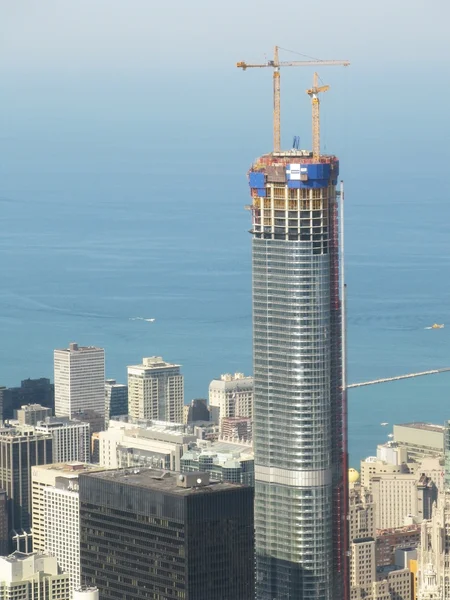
[307,72,329,161]
[236,46,349,153]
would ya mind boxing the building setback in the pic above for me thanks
[79,468,255,599]
[247,149,347,599]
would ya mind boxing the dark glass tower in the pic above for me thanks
[248,153,348,599]
[79,469,255,599]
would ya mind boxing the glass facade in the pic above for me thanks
[79,472,255,599]
[250,169,346,599]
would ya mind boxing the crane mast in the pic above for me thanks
[307,72,330,161]
[237,46,349,154]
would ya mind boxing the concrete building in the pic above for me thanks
[247,145,348,599]
[98,417,196,471]
[31,462,103,555]
[79,469,255,599]
[0,552,71,599]
[16,404,51,426]
[371,471,437,529]
[181,439,254,485]
[0,426,53,551]
[44,476,101,592]
[220,416,252,442]
[35,416,90,463]
[417,491,450,599]
[394,422,444,462]
[105,379,128,424]
[208,373,253,424]
[127,356,183,422]
[54,343,105,425]
[360,456,409,490]
[349,483,376,599]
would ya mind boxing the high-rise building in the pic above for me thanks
[0,552,71,599]
[79,469,255,599]
[247,148,347,598]
[31,462,102,556]
[16,404,52,426]
[0,427,53,551]
[127,356,183,422]
[105,379,128,424]
[35,416,90,463]
[208,373,253,424]
[54,343,105,425]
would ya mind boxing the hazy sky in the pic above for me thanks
[2,0,450,75]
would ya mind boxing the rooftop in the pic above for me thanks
[396,422,444,433]
[34,462,105,475]
[56,342,103,353]
[128,356,181,370]
[83,468,246,495]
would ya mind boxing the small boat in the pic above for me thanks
[380,422,388,426]
[387,434,394,438]
[431,323,444,329]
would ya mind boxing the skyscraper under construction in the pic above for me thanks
[245,70,348,598]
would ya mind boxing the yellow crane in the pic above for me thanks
[237,46,349,153]
[307,72,329,161]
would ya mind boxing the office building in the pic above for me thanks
[16,404,51,426]
[221,416,252,441]
[0,427,53,551]
[247,145,347,597]
[54,343,105,425]
[0,378,54,421]
[360,456,409,490]
[181,439,254,485]
[31,462,102,556]
[0,552,71,599]
[128,356,183,422]
[371,471,437,529]
[208,373,253,424]
[35,416,90,463]
[184,398,210,423]
[105,379,128,424]
[45,473,103,592]
[97,417,196,471]
[79,468,255,599]
[394,422,444,462]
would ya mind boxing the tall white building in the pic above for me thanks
[127,356,183,422]
[54,343,105,422]
[35,417,90,463]
[44,479,81,591]
[0,552,71,599]
[208,373,253,424]
[31,463,104,556]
